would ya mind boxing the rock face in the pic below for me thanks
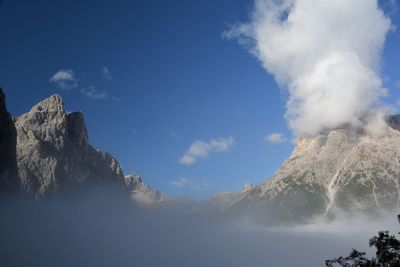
[214,116,400,222]
[15,94,125,198]
[124,174,166,204]
[0,88,19,191]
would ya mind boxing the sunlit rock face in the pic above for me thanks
[15,94,125,198]
[214,116,400,223]
[0,88,19,191]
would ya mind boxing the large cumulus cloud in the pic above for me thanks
[225,0,392,136]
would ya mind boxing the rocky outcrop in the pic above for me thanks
[124,174,166,204]
[213,116,400,223]
[0,88,19,191]
[15,94,125,198]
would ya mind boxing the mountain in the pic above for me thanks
[0,90,164,202]
[125,174,167,204]
[14,94,125,198]
[0,88,19,191]
[213,116,400,223]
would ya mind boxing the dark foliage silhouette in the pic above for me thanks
[326,215,400,267]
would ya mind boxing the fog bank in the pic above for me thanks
[0,193,398,267]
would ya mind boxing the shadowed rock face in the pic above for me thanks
[0,88,19,191]
[15,94,125,198]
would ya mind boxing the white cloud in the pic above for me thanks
[170,178,209,189]
[225,0,391,136]
[49,69,78,90]
[80,86,108,100]
[395,81,400,88]
[265,133,287,143]
[102,67,113,81]
[179,136,235,165]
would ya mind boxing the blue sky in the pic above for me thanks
[0,0,399,199]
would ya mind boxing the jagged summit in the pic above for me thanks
[4,92,164,201]
[15,94,124,197]
[30,94,64,113]
[0,90,165,203]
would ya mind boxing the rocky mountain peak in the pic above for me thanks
[125,174,143,189]
[15,93,126,197]
[124,174,166,204]
[241,182,253,192]
[214,114,400,223]
[30,94,65,113]
[0,90,164,202]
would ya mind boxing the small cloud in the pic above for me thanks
[179,155,196,165]
[395,81,400,89]
[80,86,108,100]
[170,178,208,189]
[102,67,113,81]
[49,69,78,90]
[265,133,287,144]
[131,129,137,134]
[179,136,235,165]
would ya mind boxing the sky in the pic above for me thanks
[0,0,399,199]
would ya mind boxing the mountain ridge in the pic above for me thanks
[213,115,400,222]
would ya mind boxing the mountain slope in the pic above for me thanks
[214,116,400,222]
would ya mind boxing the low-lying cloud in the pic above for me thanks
[179,136,235,165]
[1,193,398,267]
[225,0,392,136]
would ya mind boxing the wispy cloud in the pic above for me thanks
[265,133,287,144]
[170,131,182,141]
[49,69,78,90]
[80,86,108,100]
[170,178,209,189]
[102,67,113,81]
[179,136,235,165]
[396,81,400,89]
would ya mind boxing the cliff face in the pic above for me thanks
[0,88,19,191]
[214,116,400,222]
[14,94,124,198]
